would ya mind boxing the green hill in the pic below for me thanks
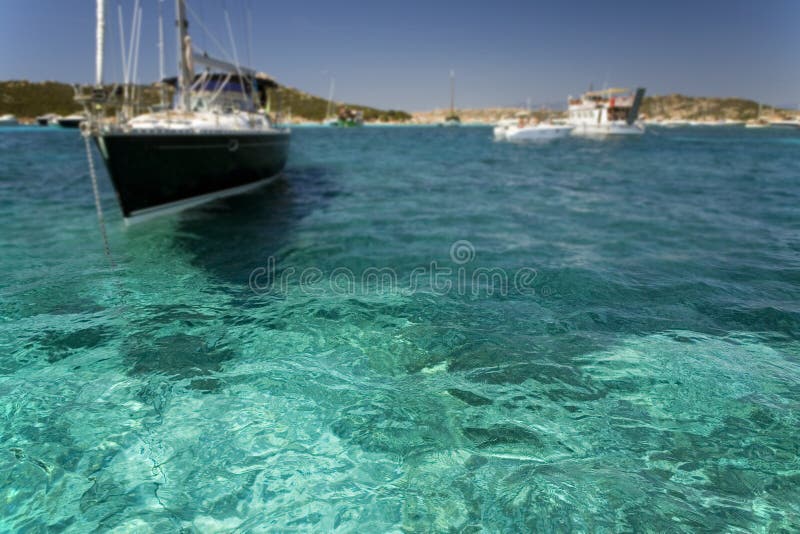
[0,80,411,123]
[0,80,85,117]
[271,86,410,122]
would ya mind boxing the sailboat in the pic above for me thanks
[443,70,460,126]
[745,103,770,128]
[322,77,363,127]
[79,0,290,223]
[323,77,338,126]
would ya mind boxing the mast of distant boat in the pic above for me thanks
[326,78,336,121]
[158,0,166,106]
[450,70,455,117]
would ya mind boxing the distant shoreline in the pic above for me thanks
[2,80,797,125]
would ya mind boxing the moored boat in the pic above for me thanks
[332,107,364,127]
[58,114,86,128]
[567,87,646,135]
[36,113,61,126]
[745,103,770,128]
[0,114,19,126]
[79,0,290,223]
[442,70,460,126]
[494,114,572,142]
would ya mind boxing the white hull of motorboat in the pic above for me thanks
[495,123,573,142]
[570,122,644,136]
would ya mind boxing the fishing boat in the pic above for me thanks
[567,87,646,135]
[494,113,572,142]
[443,70,460,126]
[79,0,290,223]
[0,114,19,126]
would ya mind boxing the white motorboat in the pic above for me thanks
[494,116,572,142]
[0,114,19,126]
[567,87,646,135]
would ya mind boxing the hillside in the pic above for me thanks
[271,86,410,122]
[411,94,795,124]
[0,80,411,123]
[0,80,86,117]
[640,94,792,121]
[2,82,793,125]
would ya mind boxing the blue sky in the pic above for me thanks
[1,0,798,110]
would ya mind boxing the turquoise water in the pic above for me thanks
[1,125,799,531]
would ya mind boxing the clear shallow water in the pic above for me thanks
[1,125,799,531]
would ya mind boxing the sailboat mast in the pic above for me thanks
[450,70,455,115]
[326,78,336,119]
[176,0,192,111]
[95,0,105,87]
[158,0,166,105]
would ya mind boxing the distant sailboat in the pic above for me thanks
[745,103,769,128]
[443,70,460,126]
[322,77,363,127]
[323,77,338,126]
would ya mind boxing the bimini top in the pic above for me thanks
[163,72,278,92]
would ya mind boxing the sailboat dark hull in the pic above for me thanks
[95,131,290,221]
